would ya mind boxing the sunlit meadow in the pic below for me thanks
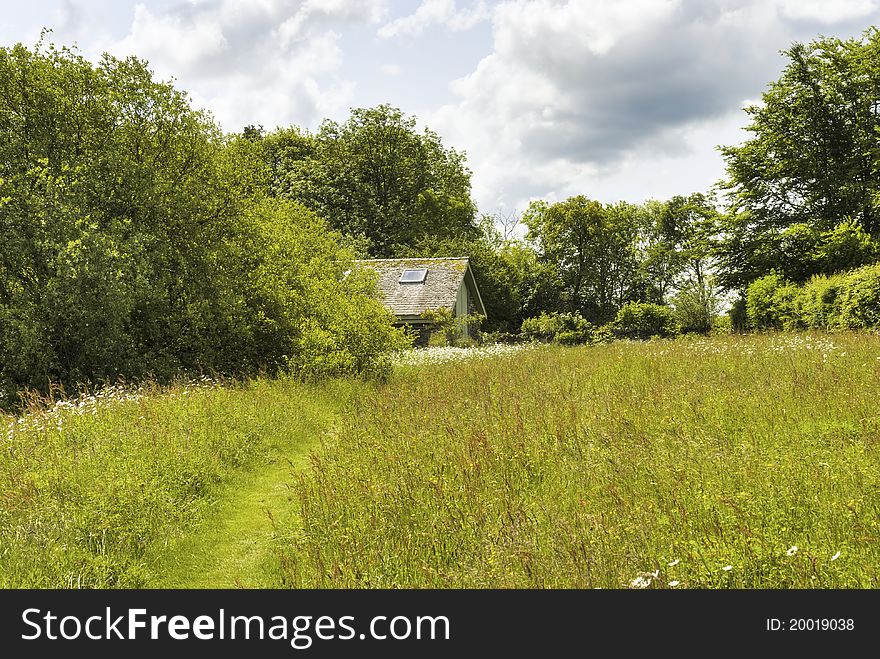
[278,333,880,588]
[2,333,879,588]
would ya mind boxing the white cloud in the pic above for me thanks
[377,0,489,39]
[103,0,389,131]
[381,63,402,76]
[431,0,880,212]
[774,0,879,24]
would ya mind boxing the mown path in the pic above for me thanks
[149,388,343,588]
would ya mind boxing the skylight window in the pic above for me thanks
[400,268,428,283]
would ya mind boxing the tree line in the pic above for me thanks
[3,28,880,405]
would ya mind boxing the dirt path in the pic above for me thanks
[149,390,341,588]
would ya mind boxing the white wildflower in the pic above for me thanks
[668,559,680,567]
[786,545,798,556]
[722,565,733,571]
[668,580,680,587]
[393,342,540,367]
[629,574,652,589]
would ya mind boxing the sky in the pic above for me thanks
[2,0,880,216]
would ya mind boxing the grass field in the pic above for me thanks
[2,333,879,588]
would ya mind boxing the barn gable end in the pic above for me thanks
[354,257,486,338]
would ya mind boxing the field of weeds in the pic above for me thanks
[278,333,880,588]
[2,333,878,588]
[0,376,349,587]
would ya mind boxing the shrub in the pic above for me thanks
[744,264,880,331]
[729,297,748,333]
[836,264,880,328]
[710,315,732,335]
[614,302,679,339]
[795,275,844,329]
[590,324,616,344]
[671,281,720,334]
[520,312,594,345]
[421,308,485,347]
[745,273,799,330]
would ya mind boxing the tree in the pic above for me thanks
[0,41,406,407]
[262,105,477,257]
[718,30,880,290]
[523,197,645,324]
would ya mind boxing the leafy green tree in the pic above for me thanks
[0,41,405,407]
[261,105,477,257]
[523,197,645,324]
[718,30,880,289]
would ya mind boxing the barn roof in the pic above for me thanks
[354,257,485,320]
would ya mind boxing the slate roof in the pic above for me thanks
[354,257,483,320]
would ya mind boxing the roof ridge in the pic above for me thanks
[354,256,470,262]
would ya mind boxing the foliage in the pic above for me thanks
[641,193,718,301]
[614,302,679,339]
[259,105,477,257]
[421,307,485,347]
[718,30,880,290]
[729,297,748,333]
[745,264,880,330]
[246,199,409,379]
[524,197,646,324]
[0,42,404,408]
[520,311,595,345]
[745,273,799,330]
[671,279,722,334]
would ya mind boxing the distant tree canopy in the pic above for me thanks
[718,30,880,290]
[253,105,478,257]
[521,194,721,328]
[0,41,405,408]
[523,197,647,324]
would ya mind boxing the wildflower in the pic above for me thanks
[722,565,733,571]
[831,551,841,562]
[668,559,680,567]
[629,574,652,589]
[668,580,680,587]
[786,545,798,556]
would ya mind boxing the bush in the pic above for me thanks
[836,265,880,328]
[745,263,880,331]
[520,312,594,345]
[745,273,799,330]
[672,281,720,334]
[710,315,732,335]
[421,308,485,347]
[590,324,616,344]
[614,302,679,339]
[729,297,748,333]
[794,276,843,329]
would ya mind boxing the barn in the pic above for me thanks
[354,257,486,344]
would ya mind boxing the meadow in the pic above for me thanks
[1,333,879,588]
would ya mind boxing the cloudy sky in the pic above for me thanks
[2,1,880,215]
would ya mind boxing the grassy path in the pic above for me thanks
[148,384,345,588]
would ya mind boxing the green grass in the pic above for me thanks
[0,377,354,587]
[2,333,879,588]
[276,333,880,588]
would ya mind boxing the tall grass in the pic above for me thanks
[3,334,879,589]
[0,377,345,587]
[278,334,880,588]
